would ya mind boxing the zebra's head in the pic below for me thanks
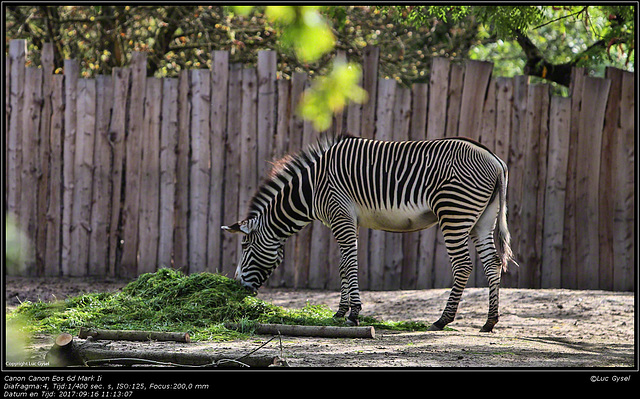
[222,218,285,294]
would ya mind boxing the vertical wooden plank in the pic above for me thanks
[189,69,212,273]
[158,78,179,269]
[501,75,528,288]
[19,67,44,274]
[295,85,317,289]
[208,51,229,274]
[288,72,307,288]
[405,83,437,289]
[257,50,277,178]
[598,68,623,290]
[36,43,55,276]
[61,59,79,276]
[494,78,513,163]
[369,78,396,290]
[518,84,550,289]
[138,77,163,274]
[612,71,634,291]
[360,46,379,139]
[575,77,610,289]
[173,70,191,271]
[221,64,242,279]
[69,78,96,276]
[238,68,258,219]
[345,59,369,290]
[7,39,26,222]
[5,54,11,210]
[268,78,291,287]
[427,57,450,139]
[541,96,571,288]
[480,77,497,148]
[107,67,130,276]
[386,86,411,290]
[306,100,332,289]
[405,82,428,289]
[425,57,450,288]
[89,75,114,275]
[120,52,147,277]
[471,75,496,287]
[45,74,64,276]
[444,63,465,138]
[459,60,493,141]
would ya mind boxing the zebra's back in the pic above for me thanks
[315,136,504,232]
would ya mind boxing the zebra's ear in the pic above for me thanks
[221,221,251,235]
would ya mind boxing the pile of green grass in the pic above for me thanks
[8,268,431,341]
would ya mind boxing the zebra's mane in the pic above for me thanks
[246,132,353,220]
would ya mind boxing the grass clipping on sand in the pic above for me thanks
[8,269,431,341]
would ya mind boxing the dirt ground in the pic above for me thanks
[4,276,636,369]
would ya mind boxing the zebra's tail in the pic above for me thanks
[496,166,518,272]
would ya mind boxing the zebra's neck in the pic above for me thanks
[246,133,349,238]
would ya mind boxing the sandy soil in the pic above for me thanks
[4,276,636,369]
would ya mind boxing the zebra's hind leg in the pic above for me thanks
[471,200,503,332]
[428,231,474,331]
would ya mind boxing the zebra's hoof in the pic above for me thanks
[480,323,495,332]
[428,320,446,331]
[345,317,359,326]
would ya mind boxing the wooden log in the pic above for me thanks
[225,323,376,339]
[78,345,286,367]
[78,327,191,343]
[45,333,85,367]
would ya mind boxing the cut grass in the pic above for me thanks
[7,268,434,341]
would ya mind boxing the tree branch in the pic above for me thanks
[514,28,605,87]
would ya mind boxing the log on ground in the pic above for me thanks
[78,344,286,368]
[225,323,376,339]
[78,327,191,343]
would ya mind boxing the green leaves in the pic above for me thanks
[299,60,368,131]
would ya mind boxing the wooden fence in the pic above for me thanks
[5,39,635,291]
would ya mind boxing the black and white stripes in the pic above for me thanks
[223,132,516,331]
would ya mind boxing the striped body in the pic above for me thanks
[223,133,515,331]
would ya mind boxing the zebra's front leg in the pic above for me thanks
[330,218,361,326]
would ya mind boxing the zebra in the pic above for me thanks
[222,133,517,332]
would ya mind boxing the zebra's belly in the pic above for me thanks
[356,206,438,233]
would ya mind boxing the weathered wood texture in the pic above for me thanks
[5,41,634,292]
